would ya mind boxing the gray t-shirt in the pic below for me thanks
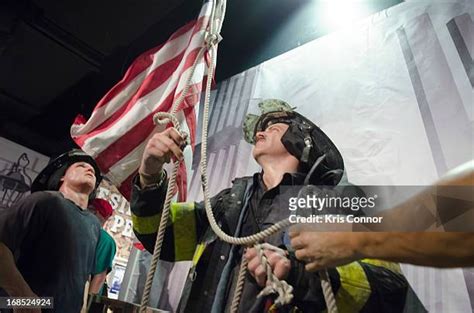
[0,191,101,313]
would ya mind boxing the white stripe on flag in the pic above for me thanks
[81,38,208,155]
[70,1,212,137]
[106,113,189,185]
[71,0,215,199]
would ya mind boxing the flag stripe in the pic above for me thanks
[79,43,206,154]
[106,139,148,185]
[74,33,206,146]
[104,114,191,186]
[90,54,205,170]
[96,78,203,173]
[77,53,184,148]
[118,172,136,200]
[71,14,209,138]
[96,90,175,172]
[92,16,207,112]
[90,7,209,112]
[71,1,216,200]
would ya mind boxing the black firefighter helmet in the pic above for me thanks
[31,149,102,192]
[243,99,344,185]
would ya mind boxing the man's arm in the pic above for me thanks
[89,272,107,294]
[132,127,234,261]
[358,232,474,267]
[89,230,116,294]
[131,172,231,261]
[368,160,473,232]
[290,231,474,271]
[0,242,36,297]
[132,171,202,262]
[0,193,45,302]
[290,161,474,270]
[0,243,42,313]
[131,127,189,259]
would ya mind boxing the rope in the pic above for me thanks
[138,0,338,312]
[139,0,224,310]
[320,270,338,313]
[139,20,207,313]
[230,252,249,313]
[198,17,296,307]
[255,243,294,306]
[139,158,180,312]
[198,24,338,312]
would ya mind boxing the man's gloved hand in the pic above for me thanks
[244,245,291,287]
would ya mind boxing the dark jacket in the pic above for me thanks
[131,173,424,313]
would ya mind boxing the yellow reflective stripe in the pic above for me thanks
[335,262,371,313]
[192,243,207,266]
[170,202,197,261]
[132,212,161,235]
[361,259,402,274]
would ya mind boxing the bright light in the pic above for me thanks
[319,0,368,31]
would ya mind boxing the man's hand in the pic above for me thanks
[139,127,186,186]
[289,227,364,271]
[244,246,291,287]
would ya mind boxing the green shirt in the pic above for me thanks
[94,229,116,274]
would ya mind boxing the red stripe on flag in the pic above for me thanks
[184,106,197,151]
[75,51,185,147]
[72,1,214,201]
[95,78,202,173]
[91,16,207,112]
[76,46,204,147]
[94,90,175,172]
[91,67,205,171]
[117,171,136,200]
[91,42,164,110]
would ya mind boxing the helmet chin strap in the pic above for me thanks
[300,133,313,164]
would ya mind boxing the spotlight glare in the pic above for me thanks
[320,0,367,31]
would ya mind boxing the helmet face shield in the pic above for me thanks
[243,99,294,144]
[242,99,345,184]
[253,111,295,140]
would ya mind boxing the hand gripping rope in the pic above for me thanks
[138,1,338,312]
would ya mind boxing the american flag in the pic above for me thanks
[70,1,215,200]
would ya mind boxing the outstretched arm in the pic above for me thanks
[0,242,38,298]
[290,161,474,270]
[290,231,474,271]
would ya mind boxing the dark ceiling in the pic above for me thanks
[0,0,401,157]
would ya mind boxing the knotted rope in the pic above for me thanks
[139,0,338,312]
[254,243,294,305]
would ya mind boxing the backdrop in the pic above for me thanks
[123,1,473,311]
